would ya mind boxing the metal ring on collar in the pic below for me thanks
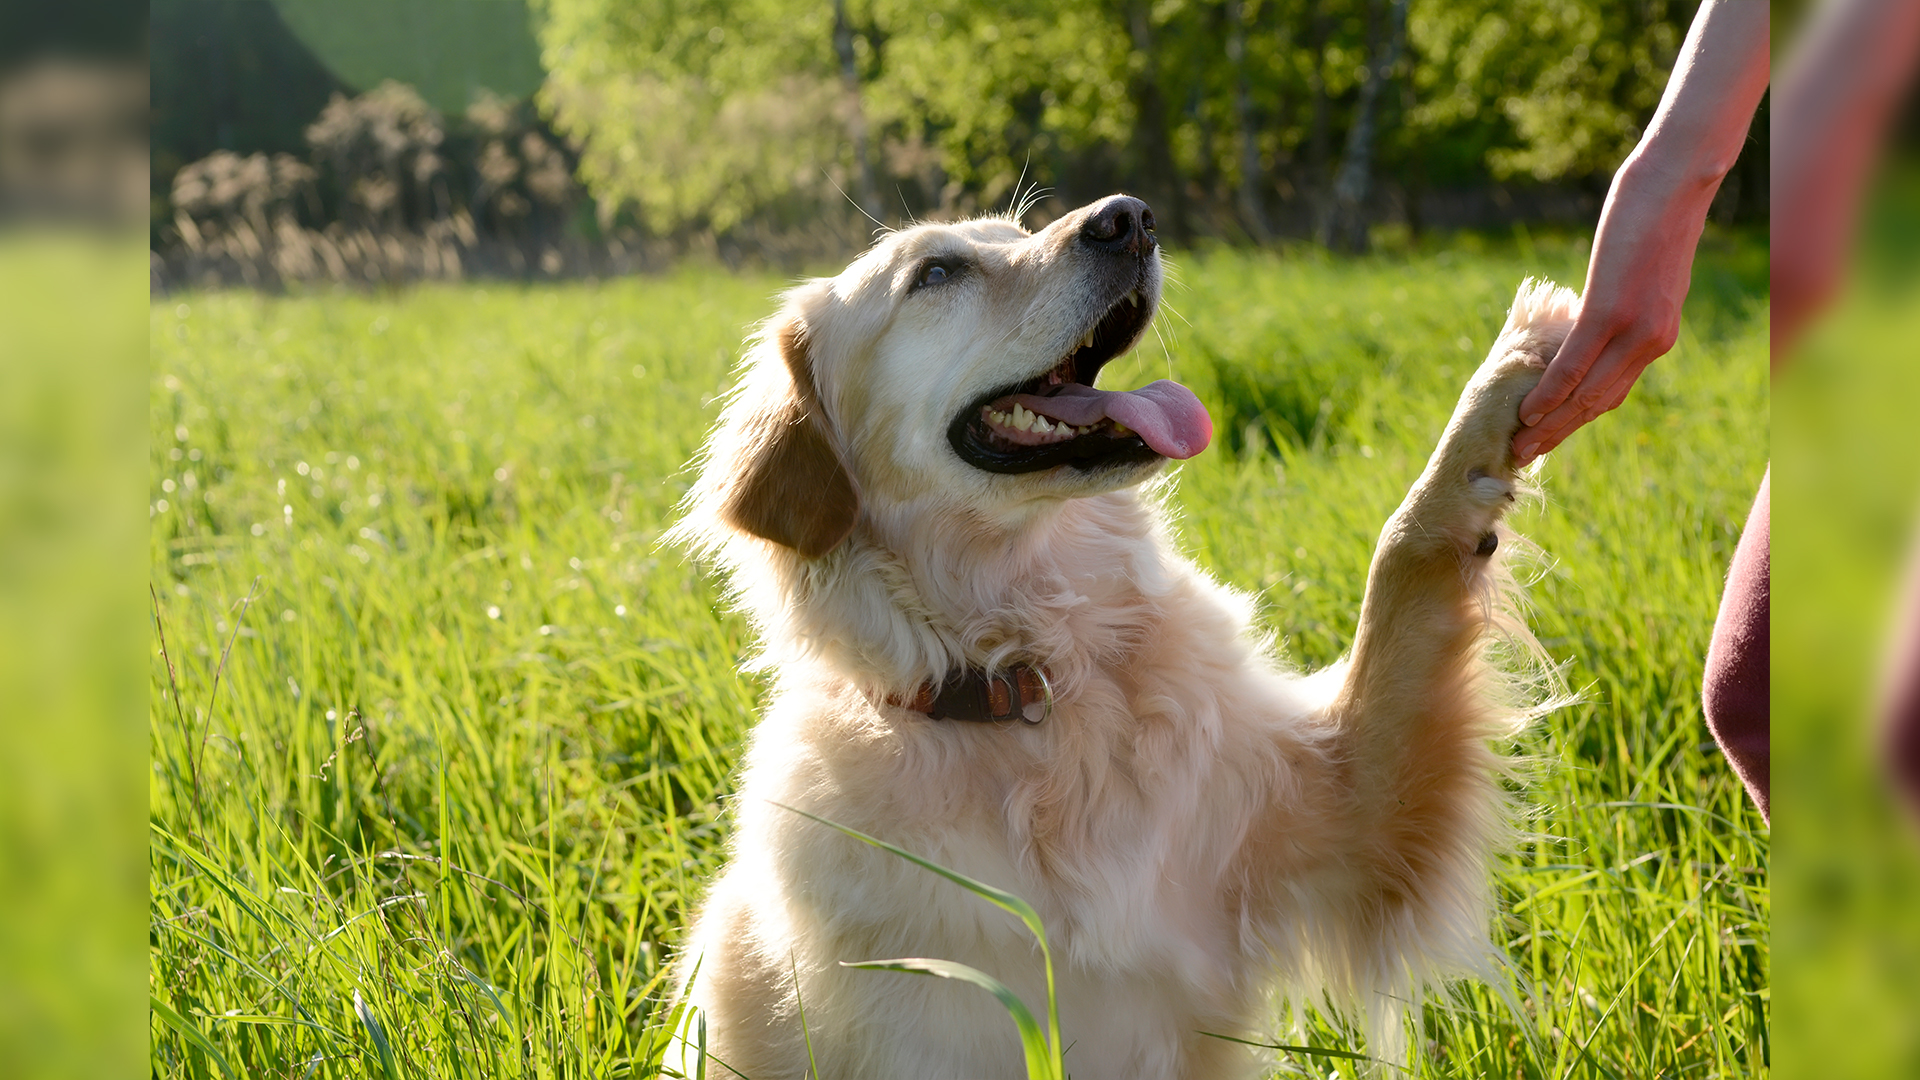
[1025,666,1054,725]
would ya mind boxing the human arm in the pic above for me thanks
[1512,0,1770,465]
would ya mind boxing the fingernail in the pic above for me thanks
[1522,413,1543,427]
[1516,442,1538,461]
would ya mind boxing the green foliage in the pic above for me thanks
[535,0,849,235]
[148,235,1766,1076]
[271,0,545,115]
[534,0,1698,238]
[1410,0,1689,183]
[150,0,351,196]
[861,1,1136,203]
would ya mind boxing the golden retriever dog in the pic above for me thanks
[667,194,1572,1078]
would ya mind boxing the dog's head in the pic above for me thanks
[685,195,1213,560]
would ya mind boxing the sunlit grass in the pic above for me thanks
[150,232,1767,1078]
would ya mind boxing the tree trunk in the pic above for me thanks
[1226,0,1269,242]
[833,0,881,229]
[1304,0,1331,228]
[1124,0,1189,244]
[1319,0,1408,253]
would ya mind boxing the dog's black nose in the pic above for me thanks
[1080,195,1156,257]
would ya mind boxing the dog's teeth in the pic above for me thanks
[1081,330,1096,350]
[1126,290,1139,308]
[1012,405,1033,431]
[1112,422,1133,436]
[1034,416,1053,434]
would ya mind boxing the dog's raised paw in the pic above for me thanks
[1395,356,1545,557]
[1443,355,1547,481]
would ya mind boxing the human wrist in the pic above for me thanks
[1610,143,1724,222]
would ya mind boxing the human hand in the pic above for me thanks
[1510,159,1707,465]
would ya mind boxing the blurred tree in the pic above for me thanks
[861,0,1136,212]
[1404,0,1692,185]
[1226,0,1271,241]
[534,0,848,236]
[305,81,450,230]
[270,0,544,116]
[150,0,349,202]
[833,0,883,224]
[434,0,1711,248]
[0,0,146,71]
[463,91,584,244]
[1120,0,1191,242]
[1319,0,1407,252]
[151,0,554,247]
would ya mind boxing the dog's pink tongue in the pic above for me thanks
[1011,380,1213,459]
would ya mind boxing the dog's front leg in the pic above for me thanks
[1316,335,1552,980]
[1338,340,1546,743]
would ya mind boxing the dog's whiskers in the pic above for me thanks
[826,170,892,237]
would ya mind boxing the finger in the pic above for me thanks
[1518,319,1610,425]
[1598,377,1634,415]
[1513,363,1643,464]
[1513,336,1653,461]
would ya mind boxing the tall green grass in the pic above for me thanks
[150,232,1768,1078]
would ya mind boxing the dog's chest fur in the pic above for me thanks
[717,493,1333,1041]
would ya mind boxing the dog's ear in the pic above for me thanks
[717,316,859,558]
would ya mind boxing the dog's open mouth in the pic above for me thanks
[948,288,1213,474]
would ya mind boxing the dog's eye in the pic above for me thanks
[912,259,960,290]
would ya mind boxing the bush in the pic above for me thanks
[158,82,603,289]
[305,81,449,229]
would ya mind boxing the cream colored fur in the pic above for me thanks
[666,200,1576,1079]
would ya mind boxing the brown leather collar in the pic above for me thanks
[888,665,1053,724]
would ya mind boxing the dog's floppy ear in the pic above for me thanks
[717,315,859,558]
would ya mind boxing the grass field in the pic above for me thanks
[149,231,1769,1078]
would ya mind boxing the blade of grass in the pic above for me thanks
[1198,1029,1402,1071]
[842,958,1058,1080]
[354,987,402,1080]
[774,802,1062,1066]
[151,993,241,1080]
[791,954,820,1080]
